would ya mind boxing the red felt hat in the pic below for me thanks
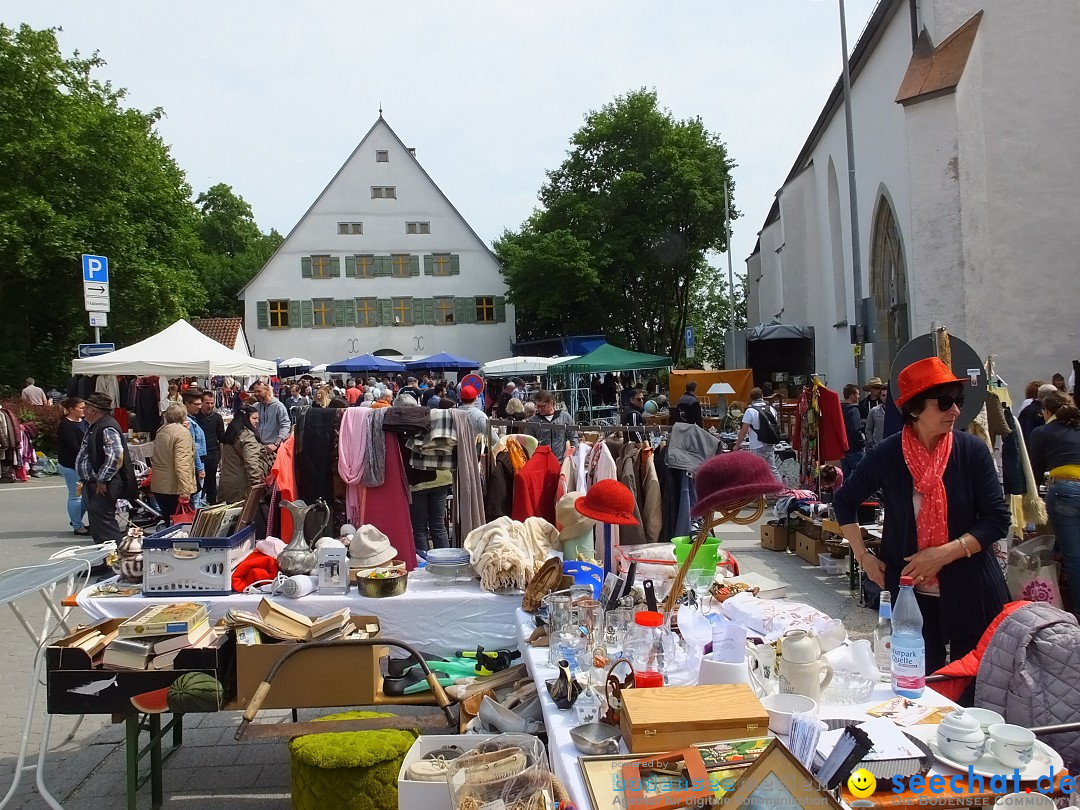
[460,385,479,401]
[690,452,783,518]
[575,479,639,526]
[895,357,967,408]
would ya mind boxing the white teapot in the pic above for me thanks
[936,710,987,764]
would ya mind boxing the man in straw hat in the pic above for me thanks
[859,376,887,420]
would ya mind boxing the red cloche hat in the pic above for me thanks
[575,480,640,526]
[895,357,967,408]
[690,452,783,518]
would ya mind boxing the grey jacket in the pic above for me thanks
[665,423,719,472]
[525,410,577,461]
[974,602,1080,764]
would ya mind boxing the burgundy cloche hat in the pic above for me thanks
[575,479,640,526]
[895,357,967,408]
[690,452,783,519]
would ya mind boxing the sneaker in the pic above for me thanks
[407,757,451,782]
[457,748,528,784]
[522,556,562,613]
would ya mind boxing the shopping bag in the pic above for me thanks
[1006,534,1063,607]
[171,499,197,526]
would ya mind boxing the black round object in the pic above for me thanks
[888,333,987,430]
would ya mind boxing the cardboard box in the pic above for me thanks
[760,524,790,552]
[397,734,496,810]
[796,532,828,565]
[619,684,769,753]
[47,618,236,715]
[233,615,381,709]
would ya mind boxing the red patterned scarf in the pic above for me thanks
[901,425,954,557]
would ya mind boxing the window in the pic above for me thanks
[391,254,410,278]
[349,254,374,278]
[310,255,332,278]
[376,150,389,163]
[431,253,452,276]
[269,300,290,328]
[475,296,495,324]
[337,222,363,235]
[391,297,413,326]
[406,222,431,235]
[434,296,455,325]
[355,297,377,327]
[371,186,396,199]
[312,298,333,328]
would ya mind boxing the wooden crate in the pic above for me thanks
[619,684,769,753]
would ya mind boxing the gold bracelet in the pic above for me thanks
[957,536,973,557]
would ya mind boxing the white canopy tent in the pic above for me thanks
[479,356,579,376]
[70,320,277,377]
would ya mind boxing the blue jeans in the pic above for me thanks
[58,465,86,530]
[410,485,450,551]
[1046,480,1080,598]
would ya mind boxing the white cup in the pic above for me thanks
[993,793,1056,809]
[966,708,1005,733]
[815,620,847,653]
[698,657,751,687]
[988,723,1036,769]
[761,693,817,735]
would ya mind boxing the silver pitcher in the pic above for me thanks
[277,499,331,576]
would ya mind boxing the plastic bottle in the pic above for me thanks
[873,590,892,678]
[890,576,925,698]
[625,611,670,688]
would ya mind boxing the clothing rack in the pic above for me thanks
[487,418,673,436]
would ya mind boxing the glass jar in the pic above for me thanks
[624,610,674,687]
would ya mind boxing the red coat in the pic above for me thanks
[931,600,1030,702]
[511,446,560,524]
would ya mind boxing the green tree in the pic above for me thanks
[686,269,748,369]
[495,89,736,361]
[0,24,206,386]
[192,183,282,317]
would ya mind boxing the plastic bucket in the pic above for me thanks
[673,540,721,572]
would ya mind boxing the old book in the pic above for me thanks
[309,608,350,639]
[118,602,210,638]
[102,636,157,670]
[150,621,213,655]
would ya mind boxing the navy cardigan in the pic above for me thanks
[834,430,1010,642]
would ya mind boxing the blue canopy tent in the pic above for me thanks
[325,354,406,374]
[403,352,479,372]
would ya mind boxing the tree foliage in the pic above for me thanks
[0,25,278,386]
[686,270,748,369]
[496,89,736,362]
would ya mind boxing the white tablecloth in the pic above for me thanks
[126,440,155,465]
[77,572,521,657]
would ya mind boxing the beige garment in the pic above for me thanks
[219,430,270,503]
[150,423,196,495]
[463,516,558,592]
[639,448,663,544]
[616,443,646,546]
[493,434,539,456]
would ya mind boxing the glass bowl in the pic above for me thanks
[819,668,876,705]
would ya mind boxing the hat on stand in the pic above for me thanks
[690,453,783,519]
[348,526,396,568]
[574,480,639,526]
[557,491,597,542]
[895,357,966,408]
[85,392,114,412]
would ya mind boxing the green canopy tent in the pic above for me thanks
[548,344,671,422]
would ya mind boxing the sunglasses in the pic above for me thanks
[933,393,966,411]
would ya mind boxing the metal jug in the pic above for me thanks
[277,499,331,576]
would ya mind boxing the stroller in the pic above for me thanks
[117,460,164,532]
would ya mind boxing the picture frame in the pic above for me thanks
[238,483,266,529]
[719,739,845,810]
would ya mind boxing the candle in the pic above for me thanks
[634,669,664,688]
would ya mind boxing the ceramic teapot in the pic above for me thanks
[780,629,822,664]
[779,657,833,701]
[936,710,987,764]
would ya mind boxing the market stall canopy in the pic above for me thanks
[402,352,479,371]
[480,356,579,375]
[325,354,406,373]
[669,369,754,405]
[277,357,312,377]
[547,344,671,374]
[70,320,277,377]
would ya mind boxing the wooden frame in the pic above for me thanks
[721,739,844,810]
[237,484,266,529]
[621,748,713,809]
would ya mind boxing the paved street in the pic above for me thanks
[0,477,875,808]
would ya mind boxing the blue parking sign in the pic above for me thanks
[82,254,109,283]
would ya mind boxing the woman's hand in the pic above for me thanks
[902,545,957,583]
[861,555,886,587]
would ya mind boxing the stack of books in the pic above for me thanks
[102,602,221,671]
[189,501,246,537]
[223,599,367,644]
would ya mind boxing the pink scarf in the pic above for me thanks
[338,407,371,525]
[901,425,954,560]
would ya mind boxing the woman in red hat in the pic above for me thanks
[833,357,1010,677]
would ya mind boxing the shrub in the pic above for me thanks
[0,400,63,456]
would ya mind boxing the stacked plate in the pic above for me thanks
[423,548,475,585]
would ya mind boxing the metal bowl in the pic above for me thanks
[356,568,408,598]
[569,722,622,755]
[425,561,476,583]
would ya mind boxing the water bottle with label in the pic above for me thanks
[873,590,892,678]
[890,576,925,698]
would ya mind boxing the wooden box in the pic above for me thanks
[619,684,769,753]
[796,532,828,565]
[760,524,790,552]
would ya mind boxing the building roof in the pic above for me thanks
[895,11,982,106]
[192,317,243,349]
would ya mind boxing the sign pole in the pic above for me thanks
[94,326,100,343]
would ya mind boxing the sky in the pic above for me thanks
[5,0,879,279]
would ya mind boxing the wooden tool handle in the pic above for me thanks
[242,681,272,723]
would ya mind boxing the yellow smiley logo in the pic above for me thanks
[847,768,877,797]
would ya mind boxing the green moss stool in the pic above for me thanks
[289,711,417,810]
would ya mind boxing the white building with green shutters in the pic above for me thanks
[240,115,514,369]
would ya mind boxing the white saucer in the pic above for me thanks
[909,725,1063,780]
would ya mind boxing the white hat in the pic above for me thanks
[348,526,396,568]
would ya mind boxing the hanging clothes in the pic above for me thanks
[815,385,848,462]
[338,407,372,528]
[485,451,516,521]
[355,433,416,570]
[267,436,298,541]
[450,408,486,540]
[639,447,663,543]
[616,443,646,546]
[556,454,577,508]
[296,406,338,506]
[511,445,561,523]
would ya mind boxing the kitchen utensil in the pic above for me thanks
[761,693,817,735]
[697,657,752,687]
[570,722,622,755]
[278,499,330,576]
[779,657,832,701]
[936,710,987,764]
[818,669,876,705]
[908,725,1063,780]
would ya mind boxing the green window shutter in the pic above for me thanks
[495,296,506,323]
[289,300,301,328]
[424,298,435,325]
[464,299,476,324]
[301,300,314,328]
[345,299,357,326]
[423,255,434,276]
[330,257,341,278]
[375,256,391,277]
[453,297,467,325]
[301,257,312,278]
[378,298,393,326]
[345,255,356,277]
[450,254,461,275]
[410,254,420,277]
[412,297,424,325]
[333,298,346,327]
[256,301,269,329]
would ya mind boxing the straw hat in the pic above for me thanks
[556,491,596,541]
[574,480,639,526]
[895,357,966,408]
[690,453,783,518]
[863,377,885,391]
[348,526,396,568]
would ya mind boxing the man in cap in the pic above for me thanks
[457,385,492,438]
[75,393,134,544]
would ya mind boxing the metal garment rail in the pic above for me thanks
[487,417,674,436]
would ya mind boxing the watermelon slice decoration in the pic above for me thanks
[167,672,223,713]
[130,686,170,714]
